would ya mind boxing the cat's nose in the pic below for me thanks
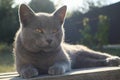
[46,39,52,44]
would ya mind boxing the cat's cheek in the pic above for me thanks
[51,41,58,48]
[55,33,62,42]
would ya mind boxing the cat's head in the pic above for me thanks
[18,4,67,52]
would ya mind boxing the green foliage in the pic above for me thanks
[80,18,94,47]
[0,55,15,73]
[0,43,15,73]
[0,0,19,43]
[29,0,55,13]
[80,15,109,48]
[0,43,12,53]
[95,15,109,47]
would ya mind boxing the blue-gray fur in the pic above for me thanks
[13,4,120,78]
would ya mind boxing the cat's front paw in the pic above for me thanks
[48,64,66,75]
[106,56,120,66]
[20,66,39,78]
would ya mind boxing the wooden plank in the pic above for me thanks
[0,72,18,76]
[0,72,19,80]
[0,67,120,80]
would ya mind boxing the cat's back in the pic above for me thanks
[62,43,89,54]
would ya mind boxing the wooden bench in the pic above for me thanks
[0,67,120,80]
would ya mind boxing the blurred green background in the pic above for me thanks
[0,0,120,73]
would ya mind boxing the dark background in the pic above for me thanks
[0,0,120,44]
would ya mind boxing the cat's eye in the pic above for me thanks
[35,29,43,33]
[52,29,58,33]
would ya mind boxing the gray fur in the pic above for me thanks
[13,4,120,78]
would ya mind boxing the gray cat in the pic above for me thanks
[13,4,120,78]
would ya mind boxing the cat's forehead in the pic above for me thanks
[35,13,53,22]
[33,13,60,28]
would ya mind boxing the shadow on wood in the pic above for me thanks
[0,67,120,80]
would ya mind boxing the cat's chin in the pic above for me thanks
[39,48,54,53]
[37,44,57,49]
[41,46,60,52]
[43,49,53,52]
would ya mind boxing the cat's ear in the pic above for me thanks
[19,4,35,26]
[53,5,67,23]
